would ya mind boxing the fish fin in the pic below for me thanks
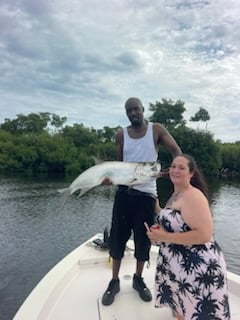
[127,178,139,185]
[92,156,104,165]
[78,188,91,197]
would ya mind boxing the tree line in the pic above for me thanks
[0,100,239,177]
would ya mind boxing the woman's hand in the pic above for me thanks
[144,222,168,243]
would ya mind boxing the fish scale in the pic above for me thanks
[58,161,161,204]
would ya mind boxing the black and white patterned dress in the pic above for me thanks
[154,208,231,320]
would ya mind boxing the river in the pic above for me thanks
[0,177,239,320]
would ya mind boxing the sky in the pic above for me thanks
[0,0,240,143]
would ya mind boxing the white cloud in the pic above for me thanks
[0,0,239,142]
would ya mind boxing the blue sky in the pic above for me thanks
[0,0,239,142]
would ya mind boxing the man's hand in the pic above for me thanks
[158,169,169,178]
[101,177,113,185]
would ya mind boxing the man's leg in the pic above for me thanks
[102,259,121,306]
[102,191,127,306]
[112,259,121,279]
[135,260,144,277]
[133,260,152,302]
[132,195,155,302]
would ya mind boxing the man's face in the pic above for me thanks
[125,102,144,126]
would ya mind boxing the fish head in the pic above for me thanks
[135,162,161,181]
[149,162,161,177]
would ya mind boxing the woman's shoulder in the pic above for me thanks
[189,185,205,195]
[183,186,208,204]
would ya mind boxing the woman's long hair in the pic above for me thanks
[181,154,209,200]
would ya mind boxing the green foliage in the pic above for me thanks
[219,142,240,172]
[149,99,186,131]
[93,142,117,161]
[0,120,116,175]
[0,112,67,134]
[1,113,49,134]
[174,127,221,176]
[156,126,221,176]
[0,107,238,177]
[62,124,97,149]
[92,126,120,143]
[0,134,21,172]
[50,114,67,130]
[190,107,210,122]
[148,99,223,176]
[190,107,210,130]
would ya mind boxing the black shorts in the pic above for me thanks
[109,187,156,261]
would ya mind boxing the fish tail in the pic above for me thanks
[58,187,69,194]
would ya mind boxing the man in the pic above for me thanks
[102,97,182,306]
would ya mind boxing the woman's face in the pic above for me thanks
[169,156,193,185]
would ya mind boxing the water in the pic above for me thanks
[0,177,239,320]
[211,182,240,274]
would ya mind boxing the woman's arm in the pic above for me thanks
[155,198,162,214]
[147,190,213,245]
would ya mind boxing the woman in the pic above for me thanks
[146,154,230,320]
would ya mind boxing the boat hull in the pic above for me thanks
[13,234,240,320]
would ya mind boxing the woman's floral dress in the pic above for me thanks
[154,208,231,320]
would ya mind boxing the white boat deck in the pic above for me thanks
[13,235,240,320]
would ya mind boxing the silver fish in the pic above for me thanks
[59,161,161,200]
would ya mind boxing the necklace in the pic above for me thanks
[166,191,182,206]
[166,186,189,206]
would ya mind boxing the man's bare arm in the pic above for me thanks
[116,129,124,161]
[154,123,182,158]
